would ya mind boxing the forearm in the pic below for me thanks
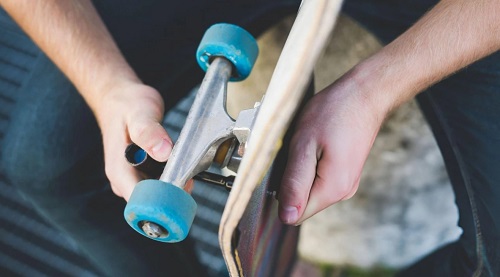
[279,0,499,224]
[348,0,500,114]
[0,0,139,115]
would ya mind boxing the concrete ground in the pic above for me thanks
[229,13,460,276]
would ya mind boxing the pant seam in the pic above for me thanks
[426,93,484,276]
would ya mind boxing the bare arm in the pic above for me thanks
[279,0,500,224]
[0,0,135,111]
[0,0,173,200]
[361,0,499,113]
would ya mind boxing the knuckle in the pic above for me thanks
[281,177,307,203]
[105,168,124,198]
[290,132,313,151]
[104,164,120,185]
[104,165,114,180]
[314,172,356,204]
[342,181,360,201]
[129,121,149,143]
[110,184,122,198]
[327,180,358,203]
[336,181,354,199]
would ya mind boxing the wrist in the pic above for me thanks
[83,67,141,114]
[342,49,423,120]
[327,58,396,127]
[92,81,164,129]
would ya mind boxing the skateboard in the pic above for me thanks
[123,0,343,275]
[220,1,343,275]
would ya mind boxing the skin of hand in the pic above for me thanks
[0,0,173,200]
[279,0,500,225]
[96,82,173,200]
[279,71,385,224]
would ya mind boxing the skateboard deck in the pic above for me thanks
[219,0,344,275]
[123,1,343,275]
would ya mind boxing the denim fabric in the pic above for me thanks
[0,21,204,277]
[92,0,303,111]
[0,1,301,276]
[1,0,498,276]
[344,1,500,276]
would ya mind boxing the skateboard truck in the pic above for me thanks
[126,143,237,191]
[124,23,259,243]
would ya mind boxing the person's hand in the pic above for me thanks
[278,72,389,225]
[94,81,173,201]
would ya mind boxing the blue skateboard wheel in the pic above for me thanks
[124,180,197,243]
[197,23,259,81]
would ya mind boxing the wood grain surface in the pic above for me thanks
[219,1,344,276]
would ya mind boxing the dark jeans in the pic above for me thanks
[0,1,301,276]
[344,1,500,276]
[0,0,498,276]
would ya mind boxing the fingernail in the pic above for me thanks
[281,205,298,224]
[152,139,171,161]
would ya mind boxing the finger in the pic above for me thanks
[128,116,173,162]
[103,128,142,201]
[118,167,141,201]
[278,135,318,225]
[184,179,195,194]
[296,145,361,224]
[298,177,359,225]
[106,153,141,201]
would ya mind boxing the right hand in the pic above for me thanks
[278,71,389,225]
[94,81,173,201]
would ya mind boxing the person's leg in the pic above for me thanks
[0,22,203,277]
[400,51,500,277]
[343,0,438,45]
[343,1,500,276]
[1,1,304,276]
[92,0,303,105]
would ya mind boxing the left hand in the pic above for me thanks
[95,81,173,201]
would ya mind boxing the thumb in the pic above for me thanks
[278,136,318,225]
[128,116,173,162]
